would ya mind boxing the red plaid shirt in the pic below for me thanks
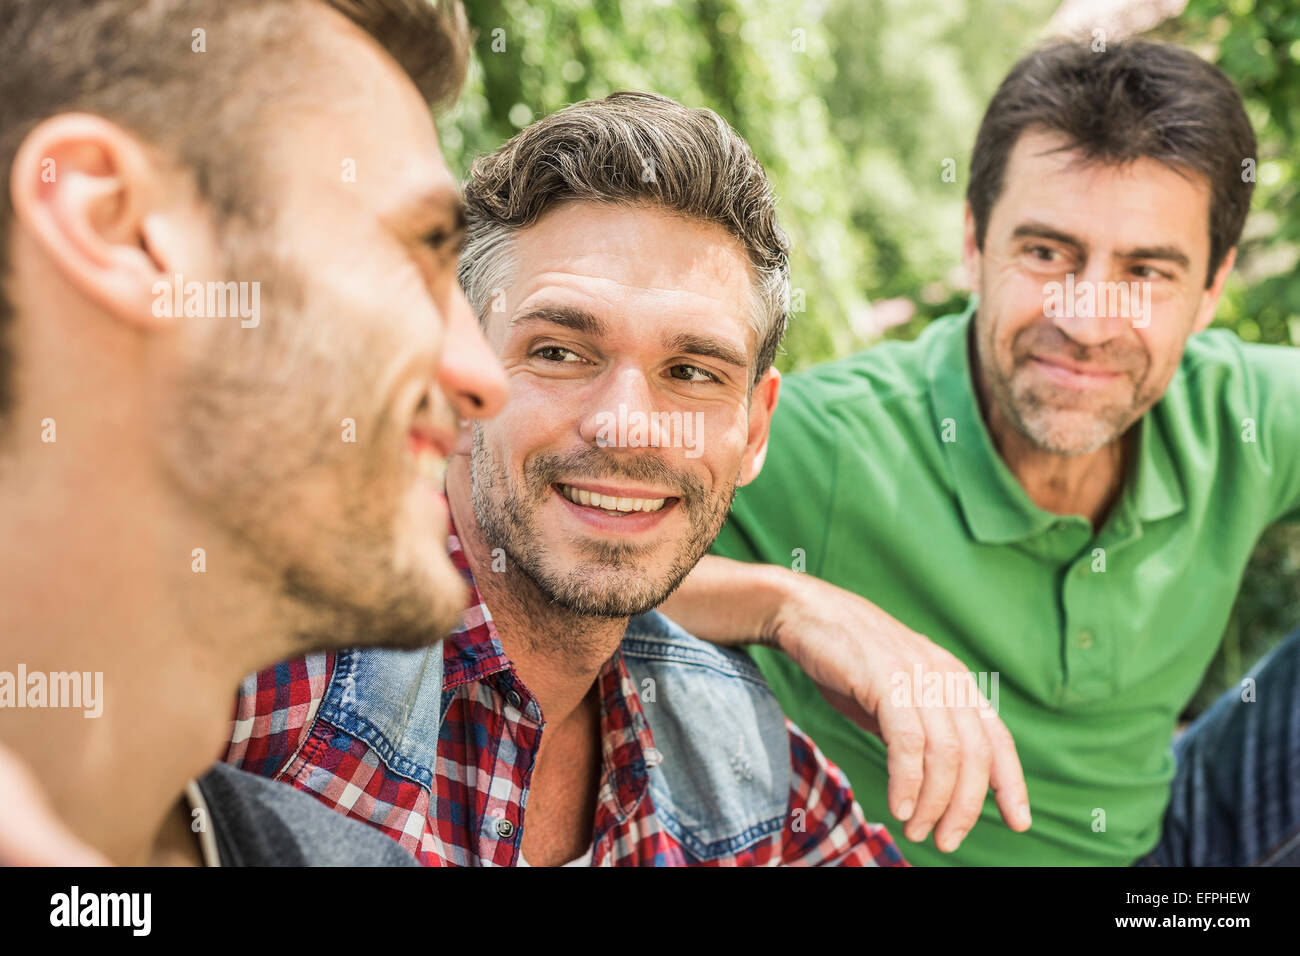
[225,528,905,867]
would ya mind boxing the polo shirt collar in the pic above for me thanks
[926,297,1185,544]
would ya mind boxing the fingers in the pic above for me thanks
[900,702,961,844]
[875,690,927,824]
[985,710,1032,832]
[880,655,1031,853]
[931,694,994,852]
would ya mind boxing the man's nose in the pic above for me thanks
[1050,261,1130,348]
[438,288,507,421]
[578,365,654,448]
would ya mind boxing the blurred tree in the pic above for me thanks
[1160,0,1300,715]
[443,0,1053,367]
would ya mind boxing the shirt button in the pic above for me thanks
[1077,630,1094,649]
[495,819,516,839]
[506,690,522,709]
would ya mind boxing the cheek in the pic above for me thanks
[1132,329,1180,388]
[483,392,568,469]
[695,411,752,484]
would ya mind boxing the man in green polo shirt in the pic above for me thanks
[661,39,1300,865]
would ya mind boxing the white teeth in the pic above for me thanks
[560,484,667,513]
[415,448,445,485]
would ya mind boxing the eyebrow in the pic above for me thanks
[1011,222,1191,269]
[402,187,467,243]
[511,307,749,370]
[1011,222,1086,256]
[510,305,606,336]
[664,332,748,370]
[1118,244,1191,269]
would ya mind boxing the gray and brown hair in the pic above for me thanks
[459,91,791,385]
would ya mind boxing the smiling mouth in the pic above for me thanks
[1029,356,1124,382]
[408,432,448,486]
[556,483,671,515]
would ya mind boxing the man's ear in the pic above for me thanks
[962,202,982,295]
[1192,246,1238,335]
[9,113,189,329]
[737,366,780,487]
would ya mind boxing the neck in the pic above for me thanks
[0,446,281,865]
[971,343,1129,529]
[989,411,1128,528]
[445,460,625,729]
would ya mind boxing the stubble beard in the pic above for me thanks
[167,225,466,661]
[979,314,1152,457]
[469,425,734,622]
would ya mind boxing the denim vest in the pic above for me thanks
[318,610,794,862]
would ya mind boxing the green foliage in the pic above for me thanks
[1162,0,1300,715]
[443,0,1300,715]
[444,0,1054,368]
[1164,0,1300,348]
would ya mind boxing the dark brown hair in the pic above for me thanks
[0,0,469,426]
[968,39,1256,287]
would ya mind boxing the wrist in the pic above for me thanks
[754,563,806,653]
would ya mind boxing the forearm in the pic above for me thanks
[657,554,794,647]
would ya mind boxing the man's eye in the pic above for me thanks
[536,346,582,363]
[1028,245,1057,261]
[422,228,465,257]
[669,364,717,383]
[1131,265,1167,280]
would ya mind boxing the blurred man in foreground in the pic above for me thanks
[0,0,505,865]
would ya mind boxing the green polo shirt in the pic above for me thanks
[713,299,1300,866]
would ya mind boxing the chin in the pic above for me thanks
[1020,412,1122,456]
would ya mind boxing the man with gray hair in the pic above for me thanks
[226,91,905,866]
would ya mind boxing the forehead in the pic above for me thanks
[992,130,1211,254]
[503,202,754,338]
[263,14,457,224]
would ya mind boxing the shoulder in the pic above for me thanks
[621,609,771,687]
[1164,330,1300,467]
[197,763,418,867]
[620,612,791,858]
[779,317,957,425]
[1177,328,1300,398]
[619,613,903,865]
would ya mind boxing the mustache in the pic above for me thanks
[524,447,706,506]
[1013,322,1148,376]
